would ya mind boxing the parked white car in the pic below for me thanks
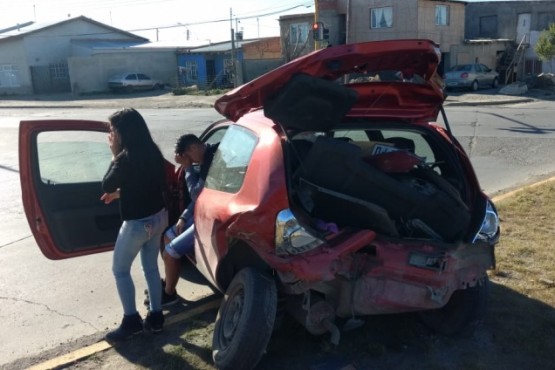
[108,72,163,93]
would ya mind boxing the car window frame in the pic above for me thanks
[204,124,258,194]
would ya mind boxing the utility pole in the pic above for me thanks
[314,0,319,50]
[230,8,237,87]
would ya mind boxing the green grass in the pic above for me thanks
[63,182,555,369]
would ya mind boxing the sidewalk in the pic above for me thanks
[0,90,219,109]
[1,87,553,109]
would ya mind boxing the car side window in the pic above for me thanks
[125,74,136,81]
[205,125,257,193]
[36,131,111,184]
[138,74,150,80]
[202,127,228,146]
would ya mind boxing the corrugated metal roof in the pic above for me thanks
[71,39,147,48]
[188,39,260,53]
[0,16,147,42]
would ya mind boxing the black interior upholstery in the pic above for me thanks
[264,74,358,131]
[297,136,470,241]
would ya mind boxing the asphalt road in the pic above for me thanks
[2,88,555,369]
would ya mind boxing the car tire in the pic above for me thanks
[418,275,489,336]
[492,78,499,88]
[470,80,479,91]
[212,267,277,370]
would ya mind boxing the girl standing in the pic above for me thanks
[101,108,167,341]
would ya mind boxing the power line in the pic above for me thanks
[4,2,314,40]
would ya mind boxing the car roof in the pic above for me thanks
[215,39,445,127]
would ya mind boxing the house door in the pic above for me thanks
[206,59,216,88]
[30,63,71,94]
[516,13,531,44]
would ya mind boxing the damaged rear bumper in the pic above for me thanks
[277,233,495,316]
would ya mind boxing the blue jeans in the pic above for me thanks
[112,208,168,315]
[164,216,195,258]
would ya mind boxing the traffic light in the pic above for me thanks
[322,27,329,40]
[312,21,324,40]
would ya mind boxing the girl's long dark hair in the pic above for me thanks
[108,107,165,176]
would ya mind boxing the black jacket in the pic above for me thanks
[102,151,166,221]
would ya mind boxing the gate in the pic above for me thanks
[30,63,71,94]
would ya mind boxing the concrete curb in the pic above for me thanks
[491,176,555,203]
[27,296,221,370]
[444,98,534,107]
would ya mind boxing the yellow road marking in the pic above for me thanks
[28,297,221,370]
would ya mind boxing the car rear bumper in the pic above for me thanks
[445,79,472,88]
[276,232,494,315]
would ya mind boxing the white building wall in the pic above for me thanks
[68,49,178,94]
[0,38,30,93]
[0,18,147,94]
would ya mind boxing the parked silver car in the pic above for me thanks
[108,72,163,93]
[444,63,499,91]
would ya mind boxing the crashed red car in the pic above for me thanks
[20,39,499,370]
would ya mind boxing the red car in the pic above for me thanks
[20,39,499,370]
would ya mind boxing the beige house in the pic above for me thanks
[281,0,555,83]
[280,0,466,73]
[463,1,555,83]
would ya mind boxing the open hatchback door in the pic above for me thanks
[215,39,446,124]
[20,120,124,259]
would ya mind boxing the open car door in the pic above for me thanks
[21,120,126,259]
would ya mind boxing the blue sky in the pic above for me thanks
[1,0,315,43]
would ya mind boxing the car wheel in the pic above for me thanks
[492,78,499,88]
[418,275,489,336]
[212,268,277,370]
[470,80,479,91]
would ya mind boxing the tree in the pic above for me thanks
[535,23,555,72]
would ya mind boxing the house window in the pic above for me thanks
[0,65,21,87]
[436,5,449,26]
[370,7,393,29]
[289,22,309,45]
[185,61,198,81]
[49,63,68,79]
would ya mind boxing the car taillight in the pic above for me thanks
[460,72,469,79]
[472,200,500,243]
[275,209,324,256]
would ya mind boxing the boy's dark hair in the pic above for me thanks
[175,134,202,154]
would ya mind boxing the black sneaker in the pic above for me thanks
[161,290,179,306]
[144,310,164,333]
[144,289,179,307]
[144,278,166,296]
[105,313,143,342]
